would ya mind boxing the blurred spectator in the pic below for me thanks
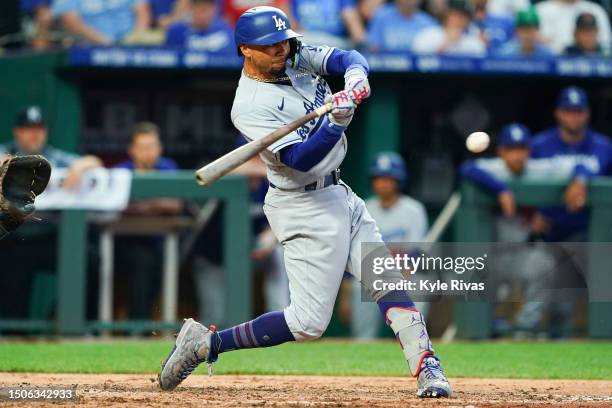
[150,0,189,28]
[0,106,102,188]
[531,86,612,242]
[21,0,54,49]
[347,152,429,339]
[289,0,366,48]
[366,0,437,52]
[487,0,530,18]
[536,0,611,54]
[412,0,486,56]
[113,122,182,320]
[423,0,448,20]
[358,0,386,21]
[460,123,582,338]
[461,123,580,221]
[52,0,151,45]
[115,122,179,172]
[165,0,234,52]
[565,12,604,56]
[495,7,554,58]
[472,0,514,53]
[530,87,612,338]
[0,106,102,320]
[223,0,290,26]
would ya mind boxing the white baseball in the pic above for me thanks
[466,131,490,153]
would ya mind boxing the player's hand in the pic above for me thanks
[326,91,355,127]
[497,190,516,218]
[62,163,85,190]
[344,67,371,105]
[564,178,587,213]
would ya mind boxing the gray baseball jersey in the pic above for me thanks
[365,196,428,242]
[231,43,347,189]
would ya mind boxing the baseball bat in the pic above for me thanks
[195,102,332,186]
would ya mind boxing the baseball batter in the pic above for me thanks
[159,6,451,398]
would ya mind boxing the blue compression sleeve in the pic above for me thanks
[279,118,344,172]
[460,161,508,195]
[326,48,369,75]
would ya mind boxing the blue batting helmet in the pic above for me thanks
[234,7,302,56]
[369,152,408,185]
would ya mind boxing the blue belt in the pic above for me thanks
[270,170,341,192]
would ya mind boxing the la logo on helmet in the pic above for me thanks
[272,15,287,31]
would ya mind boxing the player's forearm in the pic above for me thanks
[460,161,508,195]
[279,118,344,172]
[325,48,369,76]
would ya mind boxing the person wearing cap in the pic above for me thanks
[164,0,235,52]
[460,123,590,339]
[412,0,486,56]
[0,106,102,189]
[564,12,604,56]
[343,151,429,340]
[536,0,611,54]
[530,86,612,242]
[495,7,554,58]
[366,0,438,52]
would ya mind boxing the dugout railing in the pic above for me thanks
[454,179,612,339]
[0,172,251,335]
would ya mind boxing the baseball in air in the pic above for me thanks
[466,131,490,153]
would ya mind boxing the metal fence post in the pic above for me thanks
[57,210,88,335]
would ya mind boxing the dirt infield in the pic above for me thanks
[0,373,611,407]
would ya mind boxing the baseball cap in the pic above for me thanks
[448,0,474,16]
[516,7,540,28]
[14,105,45,127]
[557,86,589,111]
[576,12,598,30]
[499,123,531,148]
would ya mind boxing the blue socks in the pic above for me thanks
[209,311,295,361]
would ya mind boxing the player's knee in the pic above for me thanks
[284,305,330,341]
[293,320,327,341]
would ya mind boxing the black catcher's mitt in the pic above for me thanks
[0,155,51,238]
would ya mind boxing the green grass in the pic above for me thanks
[0,340,611,380]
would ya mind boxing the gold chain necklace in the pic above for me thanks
[244,71,291,83]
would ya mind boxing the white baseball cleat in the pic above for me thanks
[416,355,452,398]
[158,318,216,391]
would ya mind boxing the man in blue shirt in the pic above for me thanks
[114,122,182,320]
[495,7,554,58]
[289,0,366,47]
[53,0,150,45]
[366,0,438,52]
[531,86,612,242]
[165,0,234,52]
[115,122,178,171]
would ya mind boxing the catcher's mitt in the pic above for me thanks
[0,155,51,239]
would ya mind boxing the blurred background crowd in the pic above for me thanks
[0,0,611,57]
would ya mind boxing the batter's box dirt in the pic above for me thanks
[0,373,610,407]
